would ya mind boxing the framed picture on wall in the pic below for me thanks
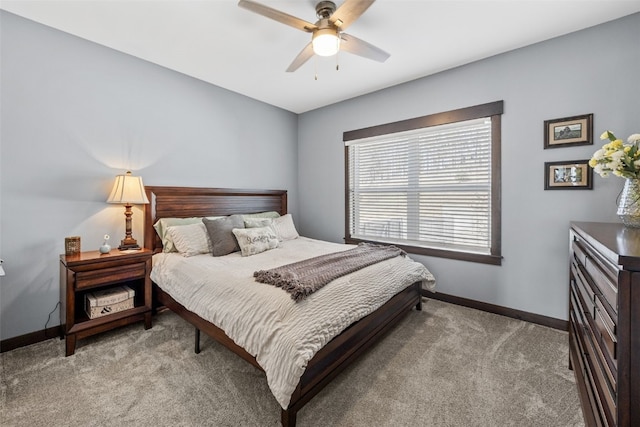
[543,114,593,149]
[544,159,593,190]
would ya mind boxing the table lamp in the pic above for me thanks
[107,171,149,250]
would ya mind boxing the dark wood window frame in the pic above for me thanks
[343,101,503,265]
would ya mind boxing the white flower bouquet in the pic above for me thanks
[589,131,640,178]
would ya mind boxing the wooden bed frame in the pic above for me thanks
[143,186,422,427]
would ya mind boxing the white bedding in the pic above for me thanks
[151,237,436,409]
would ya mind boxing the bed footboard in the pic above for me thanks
[283,281,422,426]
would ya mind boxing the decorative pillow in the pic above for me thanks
[166,222,211,257]
[242,211,281,220]
[271,214,299,242]
[153,217,203,253]
[244,218,273,228]
[232,226,278,257]
[202,215,245,256]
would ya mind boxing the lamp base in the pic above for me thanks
[116,203,144,251]
[118,236,141,251]
[118,243,142,251]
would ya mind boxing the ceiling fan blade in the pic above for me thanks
[286,42,315,72]
[330,0,375,30]
[238,0,317,32]
[340,33,390,62]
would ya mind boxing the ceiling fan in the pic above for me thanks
[238,0,390,72]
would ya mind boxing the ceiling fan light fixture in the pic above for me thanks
[312,28,340,57]
[238,0,389,72]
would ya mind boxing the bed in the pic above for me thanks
[143,186,435,426]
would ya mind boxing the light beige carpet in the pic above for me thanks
[0,299,584,426]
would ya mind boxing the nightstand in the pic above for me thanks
[60,249,153,356]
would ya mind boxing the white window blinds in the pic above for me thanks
[346,117,492,255]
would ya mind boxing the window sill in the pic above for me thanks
[345,237,502,266]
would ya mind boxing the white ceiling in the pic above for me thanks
[2,1,639,113]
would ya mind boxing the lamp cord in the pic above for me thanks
[44,301,61,339]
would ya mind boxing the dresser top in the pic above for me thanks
[572,221,640,269]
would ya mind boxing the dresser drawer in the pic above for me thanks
[573,238,619,313]
[570,287,589,357]
[572,260,596,319]
[583,354,610,427]
[585,256,618,314]
[591,312,617,393]
[571,281,617,426]
[584,321,617,426]
[571,298,605,427]
[595,297,617,361]
[75,262,147,290]
[572,240,589,270]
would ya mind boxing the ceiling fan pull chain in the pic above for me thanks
[336,50,340,71]
[315,55,319,80]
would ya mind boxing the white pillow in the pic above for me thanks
[154,217,203,252]
[232,226,278,257]
[166,222,212,257]
[154,216,223,252]
[271,214,299,242]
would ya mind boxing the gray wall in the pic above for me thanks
[0,11,298,340]
[2,10,638,341]
[297,13,640,321]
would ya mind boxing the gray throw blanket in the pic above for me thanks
[254,242,406,301]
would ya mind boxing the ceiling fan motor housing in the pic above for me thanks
[315,1,337,19]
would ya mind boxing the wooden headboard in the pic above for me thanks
[143,186,287,253]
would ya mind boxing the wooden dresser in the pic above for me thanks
[569,222,640,427]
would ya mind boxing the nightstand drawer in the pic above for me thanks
[75,262,146,289]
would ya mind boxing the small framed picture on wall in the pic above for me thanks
[544,160,593,190]
[543,114,593,149]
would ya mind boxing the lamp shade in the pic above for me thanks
[106,171,149,205]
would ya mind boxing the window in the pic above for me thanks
[344,101,503,265]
